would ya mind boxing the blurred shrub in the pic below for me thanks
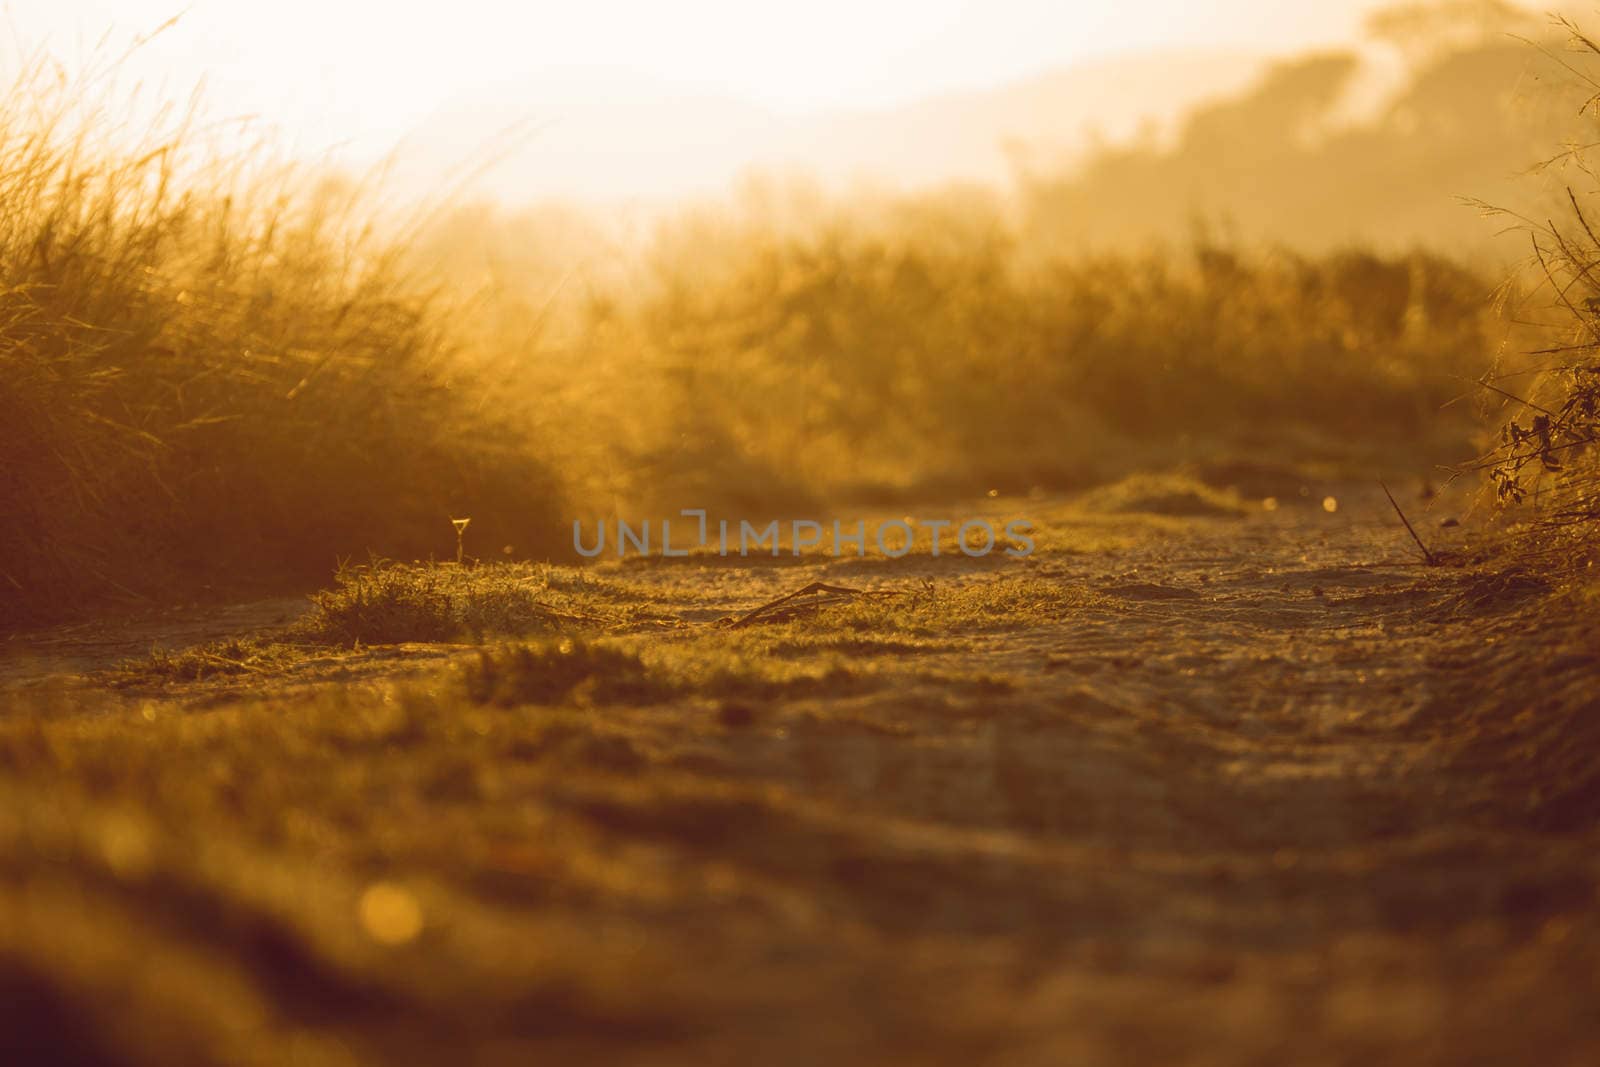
[545,198,1498,512]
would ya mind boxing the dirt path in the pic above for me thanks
[1,485,1596,1066]
[0,596,313,689]
[589,490,1595,1064]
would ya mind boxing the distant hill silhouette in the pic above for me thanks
[1021,11,1582,258]
[391,48,1267,203]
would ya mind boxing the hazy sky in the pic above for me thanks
[7,3,1397,126]
[1,1,1412,200]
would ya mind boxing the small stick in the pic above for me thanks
[728,581,895,629]
[199,651,268,674]
[1380,481,1437,566]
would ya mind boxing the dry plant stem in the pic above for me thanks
[1381,480,1438,566]
[727,582,899,629]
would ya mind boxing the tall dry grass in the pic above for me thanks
[0,55,561,626]
[1469,18,1600,546]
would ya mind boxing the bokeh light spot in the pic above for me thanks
[359,882,423,945]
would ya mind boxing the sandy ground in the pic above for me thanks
[1,483,1597,1066]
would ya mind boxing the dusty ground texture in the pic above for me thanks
[1,479,1597,1067]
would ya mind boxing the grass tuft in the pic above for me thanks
[294,561,614,647]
